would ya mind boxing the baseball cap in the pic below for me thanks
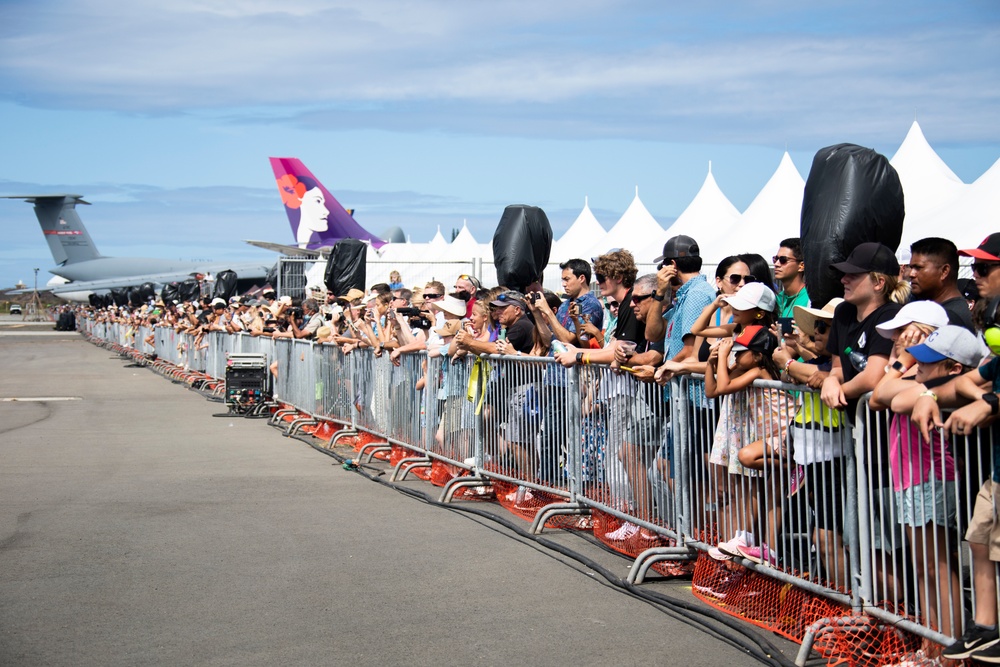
[875,300,949,338]
[490,290,527,312]
[959,233,1000,261]
[211,297,227,308]
[793,298,843,337]
[907,325,986,368]
[229,295,242,305]
[654,235,700,263]
[434,319,463,337]
[830,242,900,275]
[732,324,778,354]
[723,282,777,312]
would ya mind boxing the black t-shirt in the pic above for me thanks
[613,289,646,347]
[504,314,536,354]
[940,295,976,332]
[827,301,901,384]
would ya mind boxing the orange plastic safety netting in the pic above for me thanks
[689,554,948,666]
[487,476,591,530]
[590,508,694,577]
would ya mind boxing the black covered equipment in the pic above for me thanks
[178,279,200,303]
[324,239,367,296]
[800,143,905,307]
[161,282,180,305]
[492,205,552,293]
[213,270,238,301]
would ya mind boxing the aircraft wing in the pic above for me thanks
[42,261,274,296]
[244,240,327,258]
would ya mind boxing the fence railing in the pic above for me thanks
[81,316,998,661]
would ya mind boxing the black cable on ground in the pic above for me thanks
[286,431,800,667]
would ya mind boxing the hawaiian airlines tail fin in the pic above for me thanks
[2,194,102,265]
[269,157,385,250]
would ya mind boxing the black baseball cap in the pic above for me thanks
[654,235,700,263]
[830,242,899,275]
[959,233,1000,261]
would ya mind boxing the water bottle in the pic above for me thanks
[845,346,867,372]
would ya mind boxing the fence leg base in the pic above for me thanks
[358,442,390,463]
[390,456,430,482]
[627,546,697,585]
[270,407,298,425]
[286,417,317,436]
[440,476,488,504]
[529,503,590,535]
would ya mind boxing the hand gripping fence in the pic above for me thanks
[83,317,1000,667]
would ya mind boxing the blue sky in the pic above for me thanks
[0,0,998,289]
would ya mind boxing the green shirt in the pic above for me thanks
[775,285,809,319]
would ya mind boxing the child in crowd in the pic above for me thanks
[772,299,851,585]
[705,325,792,563]
[872,325,981,643]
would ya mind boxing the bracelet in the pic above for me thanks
[919,390,938,402]
[784,358,794,370]
[584,353,591,365]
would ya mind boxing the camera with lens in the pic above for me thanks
[396,307,422,317]
[408,315,432,330]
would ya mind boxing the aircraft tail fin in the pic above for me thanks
[268,157,385,250]
[3,194,102,265]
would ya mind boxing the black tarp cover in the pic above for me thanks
[800,143,905,307]
[213,270,238,301]
[324,239,367,296]
[492,205,552,293]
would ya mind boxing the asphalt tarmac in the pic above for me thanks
[0,329,795,666]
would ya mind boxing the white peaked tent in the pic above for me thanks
[554,197,606,261]
[713,152,806,261]
[446,220,480,259]
[585,188,665,263]
[902,156,1000,248]
[891,121,968,246]
[428,225,448,250]
[661,164,741,257]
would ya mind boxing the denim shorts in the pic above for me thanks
[893,480,957,527]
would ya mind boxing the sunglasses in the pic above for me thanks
[973,263,1000,277]
[813,320,829,335]
[422,293,443,299]
[727,274,758,286]
[607,301,619,309]
[773,255,798,265]
[595,273,607,284]
[631,293,653,304]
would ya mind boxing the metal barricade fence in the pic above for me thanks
[572,364,677,539]
[854,396,996,646]
[78,316,1000,657]
[678,375,861,608]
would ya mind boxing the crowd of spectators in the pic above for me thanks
[82,230,1000,660]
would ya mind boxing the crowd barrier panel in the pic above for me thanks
[83,317,1000,661]
[852,397,995,650]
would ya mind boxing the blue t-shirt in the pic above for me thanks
[545,291,605,387]
[663,275,716,361]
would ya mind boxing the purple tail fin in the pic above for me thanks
[269,157,385,250]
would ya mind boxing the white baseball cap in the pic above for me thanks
[876,300,948,338]
[723,282,777,312]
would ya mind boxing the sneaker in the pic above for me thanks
[606,522,640,541]
[942,624,1000,660]
[717,534,751,559]
[709,534,748,561]
[973,638,1000,663]
[737,543,778,567]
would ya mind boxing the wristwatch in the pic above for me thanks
[651,292,665,302]
[982,392,999,416]
[576,352,584,364]
[885,360,906,374]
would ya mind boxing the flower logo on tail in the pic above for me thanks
[276,174,306,209]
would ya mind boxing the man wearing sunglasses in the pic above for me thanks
[773,238,810,318]
[961,233,1000,314]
